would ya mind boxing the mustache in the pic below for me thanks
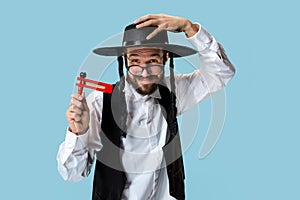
[133,75,159,80]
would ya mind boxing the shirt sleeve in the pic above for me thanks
[56,91,104,182]
[174,23,236,115]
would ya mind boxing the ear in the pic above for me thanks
[123,54,128,67]
[163,51,169,65]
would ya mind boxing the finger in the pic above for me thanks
[67,108,82,121]
[134,14,157,24]
[82,99,89,111]
[67,111,81,122]
[70,98,83,109]
[66,110,79,134]
[68,120,77,133]
[70,105,82,115]
[71,93,83,101]
[66,109,74,122]
[146,27,163,40]
[81,92,89,111]
[72,113,81,122]
[136,19,159,29]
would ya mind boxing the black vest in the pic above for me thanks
[92,84,185,200]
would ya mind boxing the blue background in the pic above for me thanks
[1,0,299,199]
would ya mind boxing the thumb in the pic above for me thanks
[82,92,89,111]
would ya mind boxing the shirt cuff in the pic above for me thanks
[187,22,213,52]
[57,129,79,165]
[64,128,79,149]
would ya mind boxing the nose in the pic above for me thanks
[140,67,150,77]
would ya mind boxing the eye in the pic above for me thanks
[130,59,139,63]
[149,59,159,63]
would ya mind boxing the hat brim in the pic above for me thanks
[93,43,197,58]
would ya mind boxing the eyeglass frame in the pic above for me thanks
[126,64,164,76]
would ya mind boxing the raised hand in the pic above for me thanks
[134,14,199,39]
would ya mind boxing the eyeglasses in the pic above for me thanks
[127,64,164,76]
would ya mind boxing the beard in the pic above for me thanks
[126,74,163,95]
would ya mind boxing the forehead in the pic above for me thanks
[126,47,163,56]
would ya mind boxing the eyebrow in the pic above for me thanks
[127,53,162,58]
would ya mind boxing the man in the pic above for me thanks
[57,14,235,200]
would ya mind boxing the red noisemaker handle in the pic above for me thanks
[77,72,86,95]
[76,72,113,94]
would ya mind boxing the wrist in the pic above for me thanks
[68,127,78,135]
[183,20,199,38]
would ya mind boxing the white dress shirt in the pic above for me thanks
[57,23,235,199]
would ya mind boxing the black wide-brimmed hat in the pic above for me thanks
[93,23,197,57]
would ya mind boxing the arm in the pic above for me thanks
[57,92,103,181]
[175,24,235,114]
[134,13,235,114]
